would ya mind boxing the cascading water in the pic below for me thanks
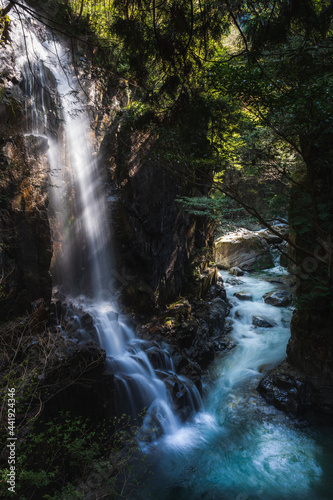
[139,271,333,499]
[11,3,200,435]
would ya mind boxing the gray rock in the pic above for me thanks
[252,316,275,328]
[234,291,252,301]
[263,291,292,307]
[208,297,228,336]
[224,319,234,333]
[229,266,244,276]
[226,277,244,286]
[214,228,274,271]
[259,225,288,244]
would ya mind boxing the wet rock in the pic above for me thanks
[207,279,227,302]
[229,266,244,276]
[194,342,215,369]
[286,307,333,417]
[252,316,275,328]
[263,291,292,307]
[81,313,95,327]
[224,318,234,333]
[164,374,200,414]
[226,277,244,286]
[214,228,274,271]
[258,362,310,415]
[192,266,219,299]
[175,356,202,392]
[136,284,230,391]
[106,311,119,322]
[167,299,192,320]
[65,316,81,334]
[234,291,252,301]
[207,297,228,336]
[147,347,173,371]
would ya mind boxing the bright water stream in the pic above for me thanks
[140,271,333,500]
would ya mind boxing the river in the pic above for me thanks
[139,269,333,500]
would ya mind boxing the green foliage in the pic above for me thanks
[0,411,148,499]
[178,192,262,230]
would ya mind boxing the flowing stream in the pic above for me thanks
[10,5,333,499]
[139,270,333,499]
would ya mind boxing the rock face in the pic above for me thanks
[0,28,60,318]
[259,182,333,419]
[286,307,333,416]
[103,128,215,312]
[0,135,53,318]
[263,291,292,307]
[214,229,274,271]
[258,359,333,418]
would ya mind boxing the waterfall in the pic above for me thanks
[11,3,200,435]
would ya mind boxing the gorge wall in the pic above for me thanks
[99,125,215,313]
[0,39,53,319]
[259,186,333,419]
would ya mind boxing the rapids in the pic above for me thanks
[139,271,333,500]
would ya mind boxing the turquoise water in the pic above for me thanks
[139,272,333,500]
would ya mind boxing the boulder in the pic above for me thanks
[258,362,308,415]
[229,266,244,276]
[214,229,274,271]
[226,277,244,286]
[234,291,252,301]
[252,316,275,328]
[259,225,289,244]
[263,291,292,307]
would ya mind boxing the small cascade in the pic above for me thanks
[11,3,200,435]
